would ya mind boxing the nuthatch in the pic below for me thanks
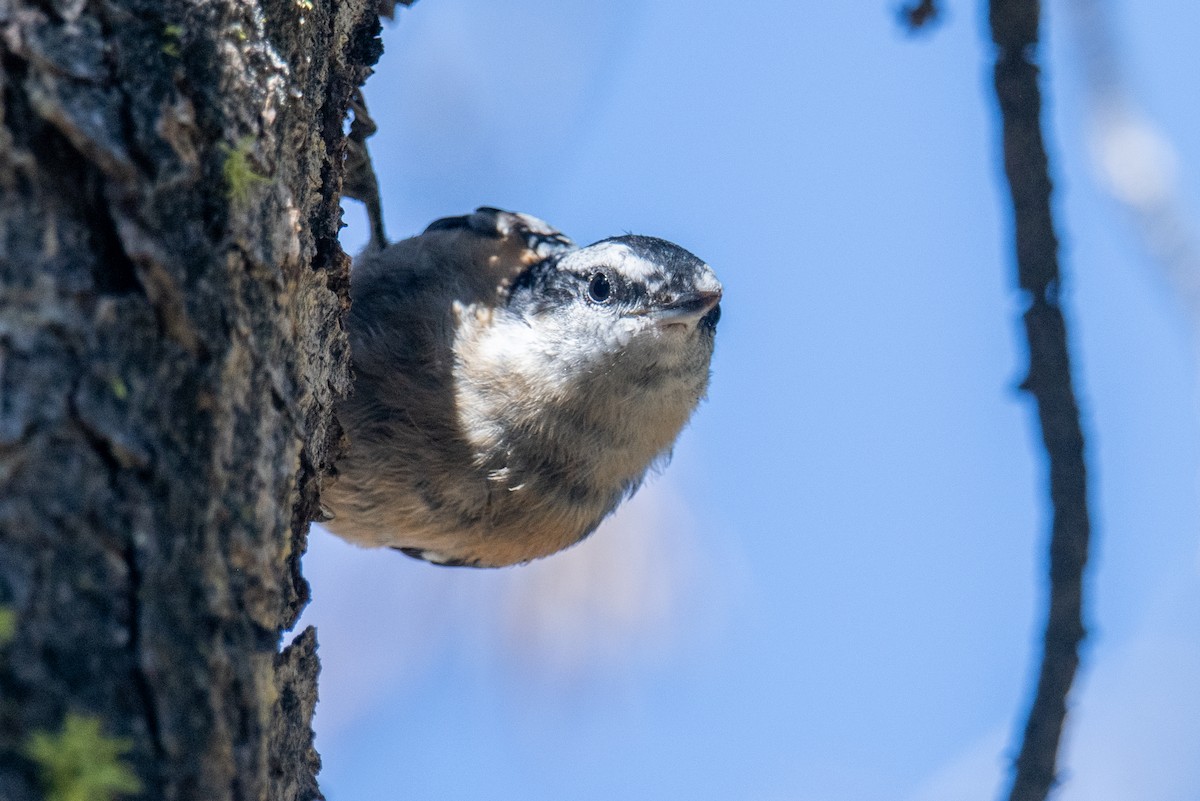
[323,208,722,567]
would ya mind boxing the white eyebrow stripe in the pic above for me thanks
[567,241,665,284]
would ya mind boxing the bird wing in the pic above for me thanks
[424,207,576,296]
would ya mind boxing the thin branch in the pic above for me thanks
[988,2,1092,800]
[343,88,389,252]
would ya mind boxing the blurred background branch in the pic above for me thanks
[1064,0,1200,324]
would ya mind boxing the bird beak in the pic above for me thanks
[647,289,723,324]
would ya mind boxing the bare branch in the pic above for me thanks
[988,1,1093,800]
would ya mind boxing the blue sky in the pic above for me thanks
[298,2,1200,799]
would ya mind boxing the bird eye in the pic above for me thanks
[587,272,612,304]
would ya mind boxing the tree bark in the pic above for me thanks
[0,0,379,797]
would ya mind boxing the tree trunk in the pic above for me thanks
[0,0,379,797]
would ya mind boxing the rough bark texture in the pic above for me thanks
[989,1,1092,800]
[0,0,380,797]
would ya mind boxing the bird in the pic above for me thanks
[322,207,722,567]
